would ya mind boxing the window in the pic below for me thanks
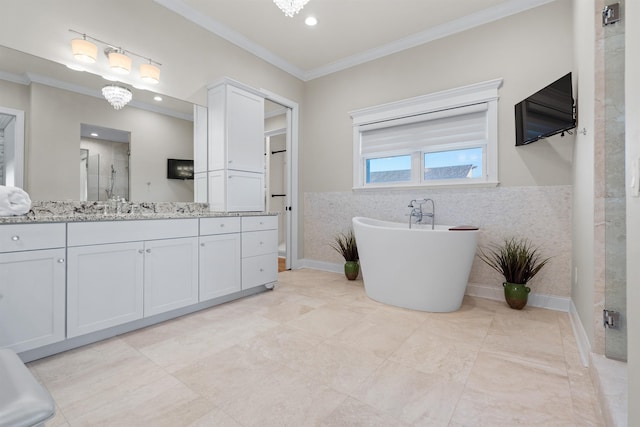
[351,78,503,189]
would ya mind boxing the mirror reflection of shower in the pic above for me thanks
[80,124,130,201]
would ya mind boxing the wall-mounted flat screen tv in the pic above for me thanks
[167,158,194,180]
[515,72,576,146]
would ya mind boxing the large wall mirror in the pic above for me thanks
[0,44,201,202]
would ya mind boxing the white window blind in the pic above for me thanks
[360,103,488,155]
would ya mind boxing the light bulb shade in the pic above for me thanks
[102,85,132,110]
[108,50,131,74]
[71,38,97,63]
[140,63,160,84]
[273,0,310,17]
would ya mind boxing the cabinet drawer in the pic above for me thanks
[0,223,66,253]
[68,218,198,246]
[200,217,241,235]
[242,230,277,258]
[242,253,277,290]
[241,216,277,232]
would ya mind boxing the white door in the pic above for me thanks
[0,249,66,353]
[199,233,241,301]
[143,237,199,316]
[67,242,144,338]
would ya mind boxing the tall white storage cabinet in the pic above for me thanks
[0,224,66,353]
[206,81,265,212]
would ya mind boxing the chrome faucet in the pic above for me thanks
[408,198,435,229]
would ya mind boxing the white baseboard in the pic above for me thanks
[570,300,591,367]
[293,263,570,313]
[296,259,343,274]
[465,283,570,312]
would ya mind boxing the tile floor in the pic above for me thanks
[30,269,604,426]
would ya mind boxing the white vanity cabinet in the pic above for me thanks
[143,237,199,316]
[241,216,278,290]
[66,219,199,338]
[198,217,241,301]
[206,81,265,212]
[0,223,66,353]
[66,241,144,338]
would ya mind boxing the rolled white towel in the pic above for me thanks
[0,185,32,216]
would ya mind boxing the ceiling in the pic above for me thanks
[155,0,556,80]
[0,0,556,109]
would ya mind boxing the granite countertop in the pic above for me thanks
[0,201,277,224]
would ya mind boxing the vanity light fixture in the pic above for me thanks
[71,34,97,63]
[140,62,160,84]
[273,0,310,17]
[305,16,318,26]
[102,85,133,110]
[105,47,131,74]
[69,29,162,83]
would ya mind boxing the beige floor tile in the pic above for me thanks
[284,338,385,394]
[218,365,348,427]
[186,407,243,427]
[31,340,169,420]
[319,396,412,426]
[451,351,575,426]
[27,269,603,426]
[173,344,284,405]
[389,328,480,383]
[286,304,362,338]
[332,318,417,359]
[253,299,318,323]
[67,374,212,426]
[236,324,324,365]
[352,359,465,425]
[136,314,280,372]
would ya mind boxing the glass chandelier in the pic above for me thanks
[101,85,133,110]
[273,0,310,17]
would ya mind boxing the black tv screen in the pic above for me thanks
[167,159,194,180]
[515,72,576,146]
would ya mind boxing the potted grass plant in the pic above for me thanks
[330,228,359,280]
[477,237,551,309]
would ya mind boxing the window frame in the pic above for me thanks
[350,78,503,190]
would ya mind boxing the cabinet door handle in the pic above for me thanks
[146,249,151,253]
[259,268,264,272]
[201,243,205,247]
[57,258,65,263]
[220,223,225,227]
[138,249,144,254]
[11,235,19,241]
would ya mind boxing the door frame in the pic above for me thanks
[260,90,298,270]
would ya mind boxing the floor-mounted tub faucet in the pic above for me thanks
[408,198,435,229]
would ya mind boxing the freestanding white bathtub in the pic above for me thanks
[352,217,479,312]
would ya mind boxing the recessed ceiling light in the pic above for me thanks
[154,95,163,102]
[305,16,317,26]
[90,132,99,137]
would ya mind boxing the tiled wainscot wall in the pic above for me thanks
[304,185,572,305]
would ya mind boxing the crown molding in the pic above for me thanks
[304,0,555,80]
[155,0,554,82]
[154,0,307,81]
